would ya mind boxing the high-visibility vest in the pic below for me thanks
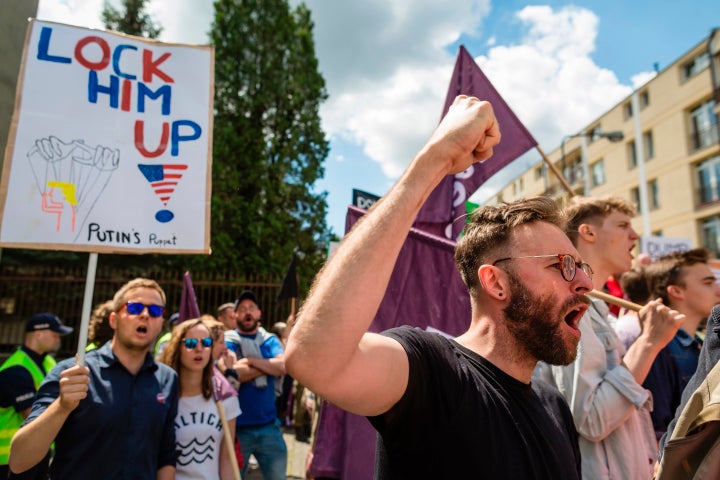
[0,349,56,464]
[154,331,172,357]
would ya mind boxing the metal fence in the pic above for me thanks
[0,264,287,360]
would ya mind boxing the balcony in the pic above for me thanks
[696,184,720,208]
[690,120,720,152]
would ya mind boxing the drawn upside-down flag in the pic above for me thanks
[414,45,538,240]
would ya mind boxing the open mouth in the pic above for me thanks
[562,304,588,336]
[136,325,148,334]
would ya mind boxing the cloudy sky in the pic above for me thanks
[37,0,720,236]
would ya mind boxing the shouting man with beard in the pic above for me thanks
[539,196,685,479]
[286,96,591,479]
[223,290,287,480]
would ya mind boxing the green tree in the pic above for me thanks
[206,0,332,288]
[102,0,162,38]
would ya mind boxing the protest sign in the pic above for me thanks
[0,20,214,253]
[641,235,692,262]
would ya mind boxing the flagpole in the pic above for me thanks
[213,377,241,480]
[76,252,98,365]
[535,145,575,196]
[588,289,641,312]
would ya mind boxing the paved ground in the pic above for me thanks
[245,430,311,480]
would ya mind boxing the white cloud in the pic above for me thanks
[312,3,634,185]
[148,0,214,45]
[34,1,637,201]
[305,0,491,177]
[37,0,105,30]
[37,0,214,44]
[631,71,657,89]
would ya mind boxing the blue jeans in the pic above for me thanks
[237,420,288,480]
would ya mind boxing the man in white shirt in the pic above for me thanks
[543,196,685,479]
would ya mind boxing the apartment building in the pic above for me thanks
[488,29,720,256]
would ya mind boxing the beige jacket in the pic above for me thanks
[656,358,720,479]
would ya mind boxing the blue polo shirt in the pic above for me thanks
[24,342,179,479]
[643,328,702,439]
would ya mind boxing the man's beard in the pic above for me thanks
[502,270,583,366]
[238,315,259,333]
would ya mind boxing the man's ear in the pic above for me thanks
[667,285,684,302]
[478,264,507,300]
[109,311,118,331]
[576,223,597,243]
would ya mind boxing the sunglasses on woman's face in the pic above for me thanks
[182,337,213,350]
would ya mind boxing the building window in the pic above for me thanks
[591,160,605,187]
[701,215,720,258]
[563,156,583,186]
[683,51,710,80]
[588,125,602,143]
[628,132,655,169]
[628,140,637,169]
[644,131,654,160]
[630,179,659,210]
[650,179,659,209]
[535,166,544,180]
[640,91,650,109]
[624,102,633,120]
[696,154,720,204]
[689,100,719,151]
[512,178,524,196]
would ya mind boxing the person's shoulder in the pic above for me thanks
[224,329,242,344]
[382,325,446,342]
[382,326,455,357]
[154,360,178,379]
[532,377,571,409]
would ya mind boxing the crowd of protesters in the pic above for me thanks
[2,96,719,479]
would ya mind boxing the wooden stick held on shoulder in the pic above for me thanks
[587,289,642,312]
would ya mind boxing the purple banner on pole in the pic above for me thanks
[178,271,201,322]
[309,206,472,479]
[414,45,538,240]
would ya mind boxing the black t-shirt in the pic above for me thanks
[368,327,581,479]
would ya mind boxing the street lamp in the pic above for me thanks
[560,130,624,196]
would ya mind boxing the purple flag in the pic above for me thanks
[178,271,201,322]
[212,368,238,402]
[414,45,538,240]
[309,206,472,479]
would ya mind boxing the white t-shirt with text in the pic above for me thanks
[175,394,241,480]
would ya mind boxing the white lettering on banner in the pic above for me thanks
[641,236,692,262]
[455,166,474,180]
[453,180,467,208]
[356,196,376,210]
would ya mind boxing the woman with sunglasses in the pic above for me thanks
[158,318,241,480]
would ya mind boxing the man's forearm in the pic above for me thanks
[247,356,285,377]
[286,153,443,390]
[9,399,70,473]
[622,335,662,384]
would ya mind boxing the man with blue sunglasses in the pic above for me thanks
[9,278,179,480]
